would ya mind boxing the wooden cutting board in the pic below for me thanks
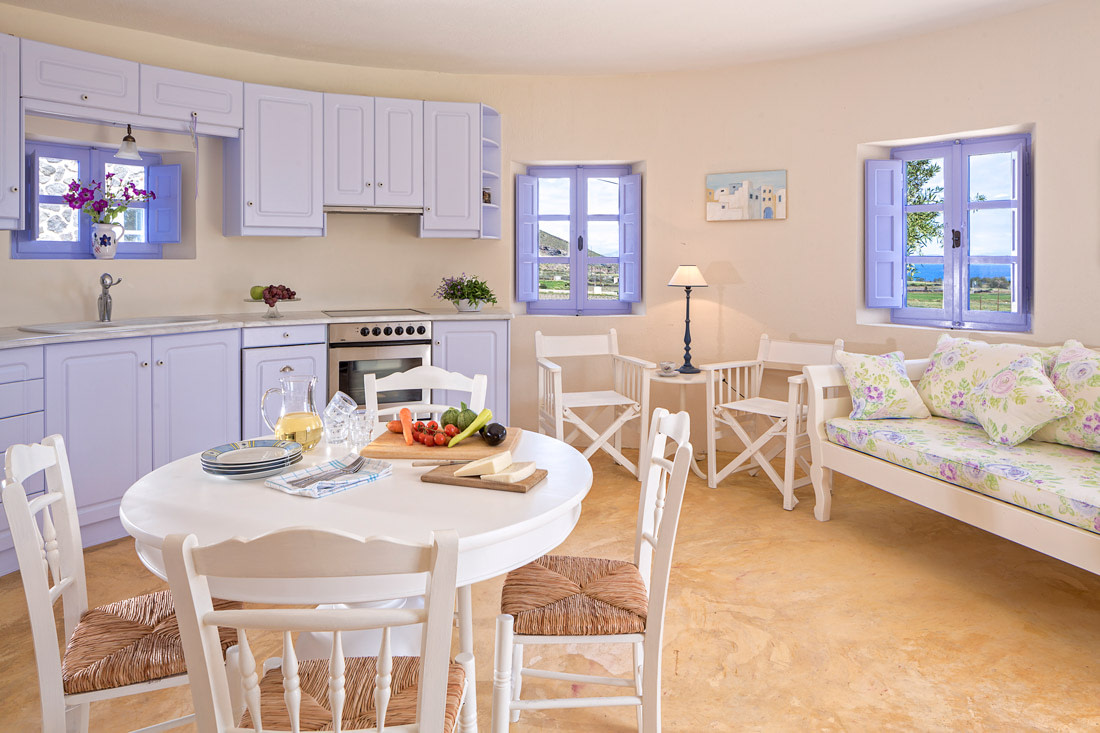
[419,462,548,493]
[360,427,523,460]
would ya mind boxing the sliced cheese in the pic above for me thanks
[454,451,513,477]
[481,461,537,484]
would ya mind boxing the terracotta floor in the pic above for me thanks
[2,452,1099,731]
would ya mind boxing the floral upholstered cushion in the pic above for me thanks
[916,334,1042,425]
[825,416,1100,534]
[1033,341,1100,452]
[970,356,1074,447]
[835,350,930,420]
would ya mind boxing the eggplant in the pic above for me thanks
[479,422,507,446]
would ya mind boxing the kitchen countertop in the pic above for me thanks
[0,307,514,351]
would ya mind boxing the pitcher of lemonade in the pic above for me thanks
[261,374,324,450]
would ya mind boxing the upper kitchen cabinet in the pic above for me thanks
[0,34,22,231]
[374,97,423,207]
[323,93,375,208]
[224,82,325,236]
[420,101,481,236]
[20,39,139,114]
[139,64,243,128]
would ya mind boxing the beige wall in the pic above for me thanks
[2,0,1098,436]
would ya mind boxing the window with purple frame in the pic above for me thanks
[516,165,642,315]
[864,134,1031,333]
[13,141,181,259]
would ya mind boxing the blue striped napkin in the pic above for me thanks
[264,454,392,498]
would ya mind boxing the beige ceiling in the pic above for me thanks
[4,0,1056,74]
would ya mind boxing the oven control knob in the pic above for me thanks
[371,326,381,336]
[394,326,404,335]
[416,325,426,335]
[360,327,370,337]
[383,326,393,336]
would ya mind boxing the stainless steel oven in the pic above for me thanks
[326,310,433,407]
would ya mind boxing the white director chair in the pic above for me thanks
[702,335,843,510]
[365,365,487,422]
[535,329,655,476]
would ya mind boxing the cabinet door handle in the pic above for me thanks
[9,186,17,193]
[283,332,290,338]
[141,361,149,367]
[157,360,165,366]
[81,94,89,101]
[426,207,431,211]
[366,181,372,187]
[247,201,254,207]
[378,182,384,188]
[280,365,294,373]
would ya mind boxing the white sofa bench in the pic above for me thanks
[803,358,1100,576]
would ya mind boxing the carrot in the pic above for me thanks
[399,407,414,446]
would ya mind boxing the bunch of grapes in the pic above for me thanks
[262,284,296,307]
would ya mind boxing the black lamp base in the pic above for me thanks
[677,364,700,374]
[676,285,700,375]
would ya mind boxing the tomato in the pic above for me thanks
[413,421,426,433]
[443,424,460,438]
[426,420,440,432]
[420,432,433,446]
[387,420,403,433]
[433,432,447,446]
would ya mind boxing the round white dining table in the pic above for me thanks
[120,430,592,733]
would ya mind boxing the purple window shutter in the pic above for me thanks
[864,159,905,308]
[148,163,181,244]
[515,174,538,302]
[619,173,642,303]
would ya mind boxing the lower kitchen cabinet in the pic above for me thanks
[0,411,45,575]
[432,320,509,425]
[43,330,240,548]
[242,342,327,440]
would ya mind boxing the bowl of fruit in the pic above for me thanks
[246,284,299,319]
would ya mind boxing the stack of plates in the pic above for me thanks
[201,439,303,480]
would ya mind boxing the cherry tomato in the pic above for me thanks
[443,424,460,438]
[426,420,440,432]
[387,420,403,434]
[421,432,433,446]
[433,432,447,446]
[413,421,426,433]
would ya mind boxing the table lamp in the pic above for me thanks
[668,265,708,374]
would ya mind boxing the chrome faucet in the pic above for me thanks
[98,273,122,322]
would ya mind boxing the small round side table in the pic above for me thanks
[648,370,708,478]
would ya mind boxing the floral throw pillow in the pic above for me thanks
[916,334,1042,425]
[1032,341,1100,452]
[970,356,1074,446]
[836,350,931,420]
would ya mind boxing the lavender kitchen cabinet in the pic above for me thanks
[224,82,324,236]
[45,337,153,547]
[432,320,509,425]
[152,330,241,468]
[20,39,140,114]
[139,64,244,128]
[0,34,22,230]
[323,93,375,207]
[242,341,327,441]
[374,97,423,207]
[420,101,481,236]
[42,330,241,550]
[0,346,45,575]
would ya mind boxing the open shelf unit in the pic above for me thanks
[480,105,502,239]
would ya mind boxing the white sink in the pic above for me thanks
[20,316,220,335]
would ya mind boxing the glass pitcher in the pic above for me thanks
[261,374,324,450]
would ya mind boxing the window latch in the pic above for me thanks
[951,229,961,249]
[578,234,584,252]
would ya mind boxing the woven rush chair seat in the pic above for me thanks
[501,555,648,636]
[62,589,240,694]
[240,656,467,732]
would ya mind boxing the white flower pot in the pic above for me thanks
[92,223,123,260]
[453,300,483,312]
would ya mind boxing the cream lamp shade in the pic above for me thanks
[668,265,707,288]
[116,124,142,161]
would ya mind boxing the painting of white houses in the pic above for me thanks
[706,170,787,221]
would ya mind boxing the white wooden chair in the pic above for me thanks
[163,526,473,732]
[702,335,843,510]
[3,435,241,733]
[535,329,655,476]
[490,408,691,733]
[365,364,487,422]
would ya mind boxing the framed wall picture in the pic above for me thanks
[706,170,787,221]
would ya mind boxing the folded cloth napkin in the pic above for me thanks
[265,454,392,498]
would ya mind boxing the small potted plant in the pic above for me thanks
[62,173,156,260]
[434,273,498,312]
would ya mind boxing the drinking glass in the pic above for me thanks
[349,408,377,450]
[323,391,357,444]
